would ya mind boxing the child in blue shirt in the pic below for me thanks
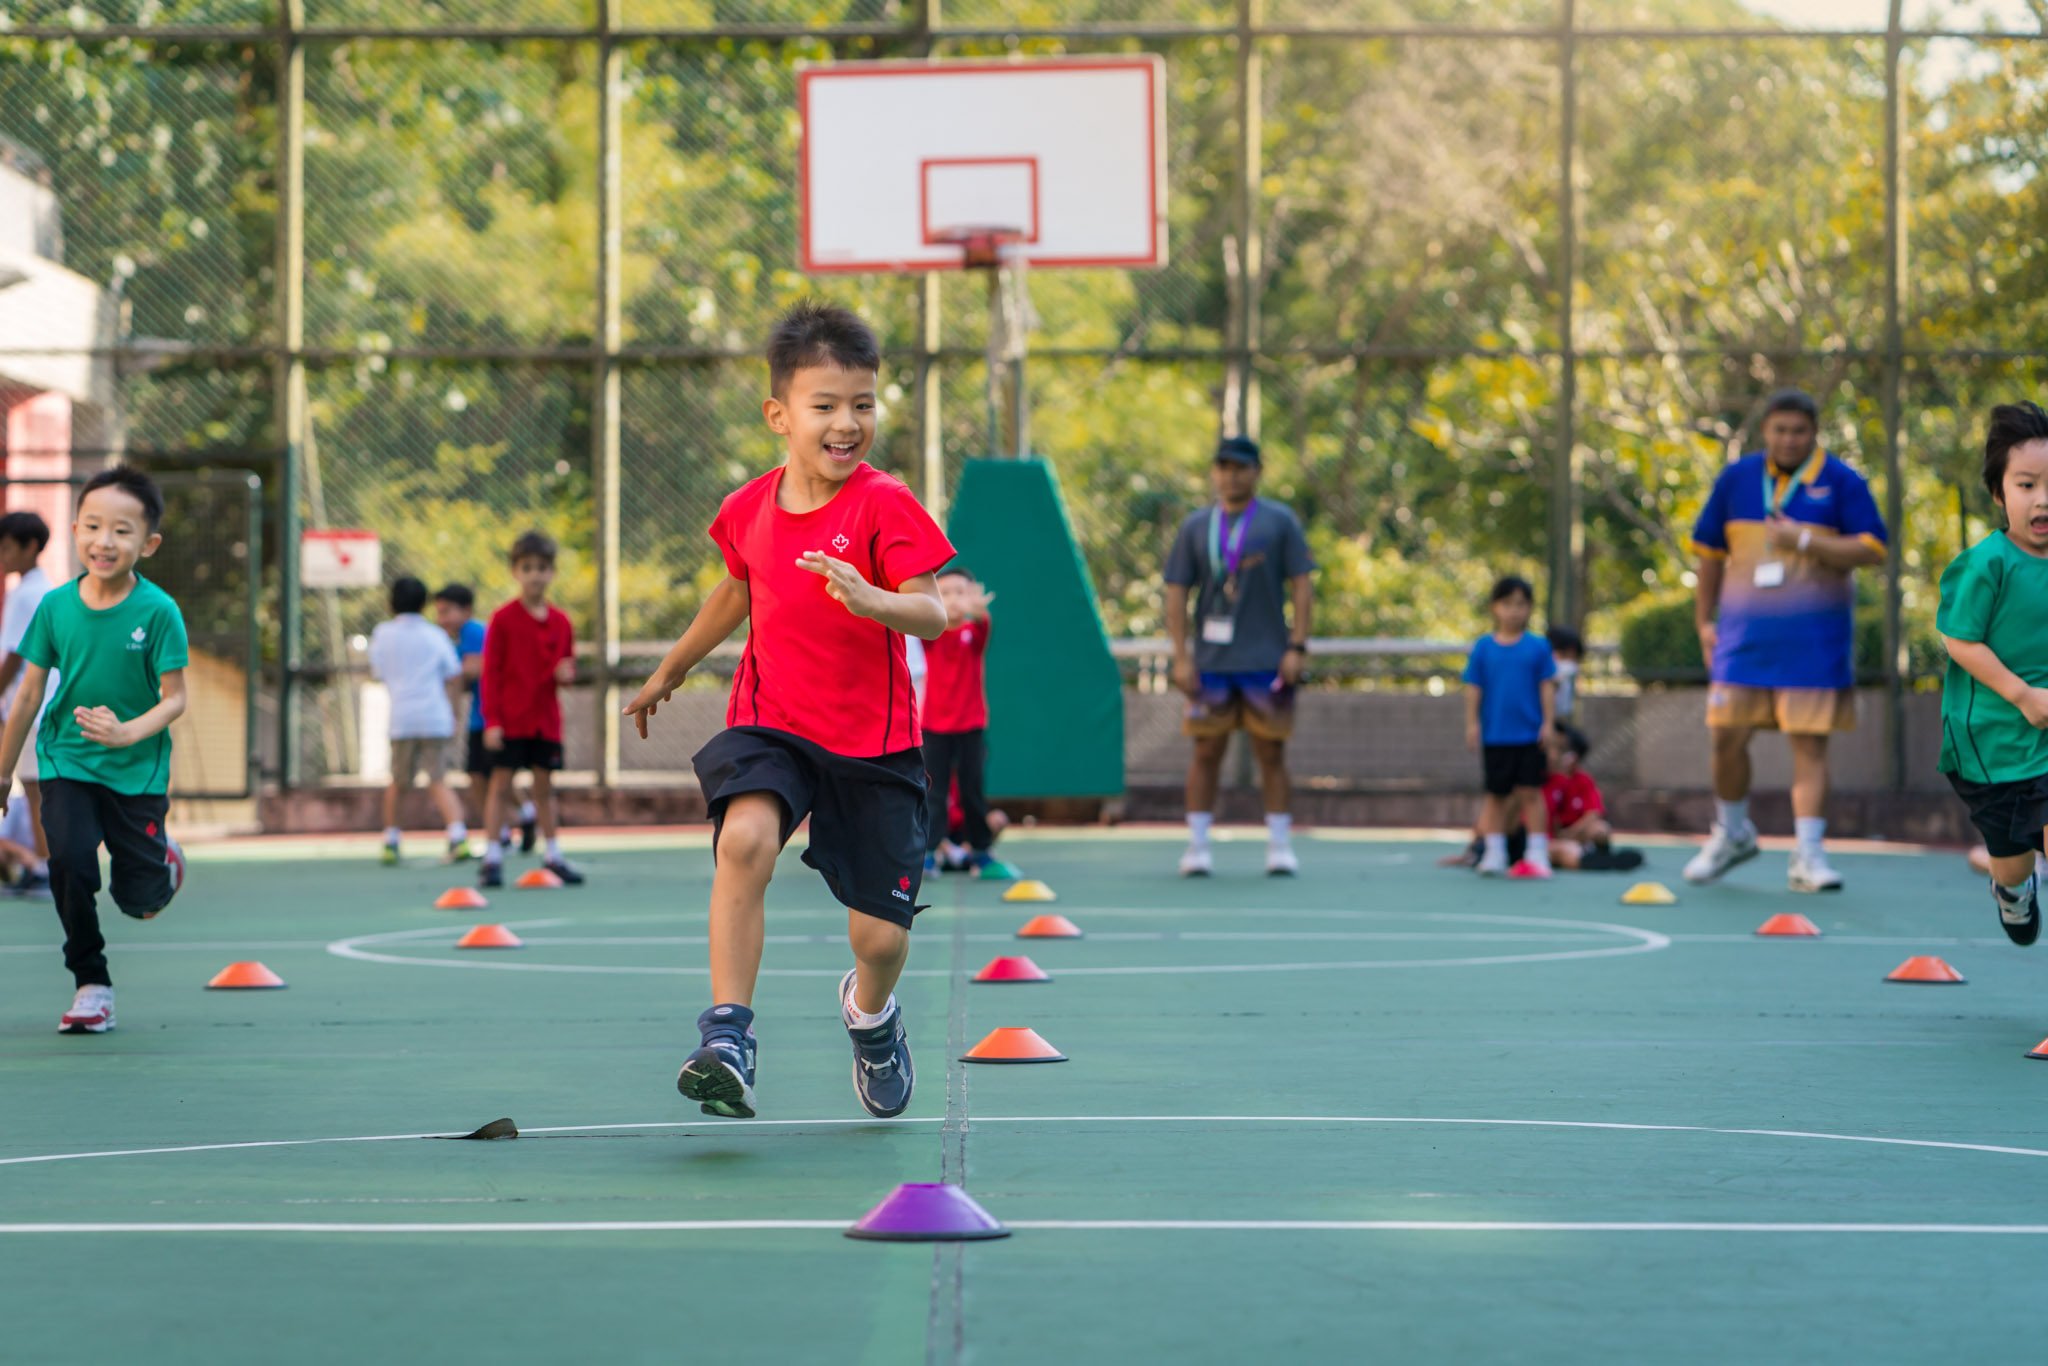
[1463,574,1557,878]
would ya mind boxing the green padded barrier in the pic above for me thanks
[944,458,1124,797]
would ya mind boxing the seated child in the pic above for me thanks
[1542,724,1641,871]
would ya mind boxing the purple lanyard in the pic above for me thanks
[1209,499,1257,583]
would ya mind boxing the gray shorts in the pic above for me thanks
[390,737,451,785]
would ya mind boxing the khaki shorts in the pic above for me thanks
[1706,684,1856,735]
[1183,671,1297,742]
[390,737,451,785]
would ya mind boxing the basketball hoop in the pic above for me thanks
[933,226,1025,271]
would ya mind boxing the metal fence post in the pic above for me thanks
[593,0,624,789]
[1552,0,1582,631]
[275,0,306,789]
[1881,0,1909,792]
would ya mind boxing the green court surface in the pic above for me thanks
[4,828,2047,1363]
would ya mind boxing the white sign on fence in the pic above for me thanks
[300,529,382,589]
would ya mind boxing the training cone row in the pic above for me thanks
[206,961,285,990]
[1755,912,1822,937]
[456,924,523,950]
[435,886,488,910]
[1886,955,1965,984]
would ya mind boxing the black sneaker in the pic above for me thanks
[1993,875,2041,947]
[839,970,914,1119]
[13,869,50,898]
[520,815,538,855]
[678,1009,758,1119]
[542,857,584,886]
[1577,847,1645,872]
[478,862,504,889]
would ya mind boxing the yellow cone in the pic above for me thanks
[1620,881,1677,906]
[1002,879,1057,903]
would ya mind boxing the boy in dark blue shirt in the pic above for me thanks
[1462,575,1557,878]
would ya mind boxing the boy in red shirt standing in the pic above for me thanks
[921,567,1017,880]
[478,530,581,888]
[623,301,952,1121]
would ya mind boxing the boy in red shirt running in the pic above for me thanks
[478,530,581,888]
[921,567,1017,880]
[623,301,952,1121]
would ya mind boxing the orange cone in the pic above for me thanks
[435,887,488,910]
[960,1027,1067,1064]
[456,924,523,949]
[2025,1038,2048,1061]
[1755,913,1822,937]
[1015,914,1082,940]
[973,955,1050,983]
[516,867,563,890]
[206,961,286,990]
[1886,955,1965,984]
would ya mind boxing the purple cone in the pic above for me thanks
[845,1182,1010,1242]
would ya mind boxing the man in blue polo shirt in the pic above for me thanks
[1685,389,1888,892]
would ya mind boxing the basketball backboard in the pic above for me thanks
[797,57,1166,274]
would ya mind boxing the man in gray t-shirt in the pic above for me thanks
[1163,436,1316,877]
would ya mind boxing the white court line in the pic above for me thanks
[0,941,337,956]
[324,915,1670,979]
[10,1113,2048,1168]
[2,1219,2047,1236]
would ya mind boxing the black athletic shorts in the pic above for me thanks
[692,725,929,928]
[491,736,564,773]
[1947,771,2048,859]
[465,729,492,776]
[1482,742,1548,797]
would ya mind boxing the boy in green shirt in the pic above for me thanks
[0,467,190,1033]
[1938,401,2048,947]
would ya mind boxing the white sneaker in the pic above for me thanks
[60,985,115,1034]
[1476,845,1509,877]
[1265,843,1299,877]
[1179,843,1213,878]
[1683,823,1760,884]
[1787,846,1844,893]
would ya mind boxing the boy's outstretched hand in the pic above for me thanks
[622,676,679,739]
[798,550,883,618]
[76,705,136,749]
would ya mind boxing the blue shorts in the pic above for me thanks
[1184,670,1296,740]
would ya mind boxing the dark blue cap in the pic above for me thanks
[1214,435,1261,467]
[1762,387,1819,424]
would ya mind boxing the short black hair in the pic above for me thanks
[937,565,973,582]
[1761,387,1820,428]
[766,299,881,399]
[1555,722,1590,759]
[79,465,165,533]
[1489,574,1534,604]
[509,529,557,566]
[390,575,428,615]
[1983,401,2048,503]
[0,510,50,554]
[1546,625,1583,658]
[433,583,475,610]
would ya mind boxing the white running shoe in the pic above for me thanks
[1265,843,1299,877]
[1787,846,1844,893]
[1683,823,1760,884]
[1476,845,1510,878]
[1179,843,1214,877]
[60,985,115,1035]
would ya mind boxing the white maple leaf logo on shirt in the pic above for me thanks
[831,533,850,553]
[131,627,146,643]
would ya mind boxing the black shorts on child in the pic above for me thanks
[692,725,930,928]
[1482,742,1548,797]
[1947,771,2048,860]
[491,736,564,772]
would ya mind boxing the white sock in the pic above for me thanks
[1527,832,1551,867]
[499,826,514,844]
[1483,833,1508,862]
[1265,812,1292,846]
[519,800,537,823]
[447,821,468,843]
[545,837,562,861]
[483,840,504,868]
[843,982,896,1029]
[1794,816,1826,854]
[383,826,401,847]
[1715,798,1751,833]
[1187,812,1213,848]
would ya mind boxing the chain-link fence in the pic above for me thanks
[5,2,2047,794]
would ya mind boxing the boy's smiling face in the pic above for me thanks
[74,484,159,585]
[765,361,877,487]
[1999,438,2048,554]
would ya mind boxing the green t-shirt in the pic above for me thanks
[18,574,190,795]
[1937,532,2048,784]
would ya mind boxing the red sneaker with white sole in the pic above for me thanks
[59,985,115,1034]
[1507,859,1553,880]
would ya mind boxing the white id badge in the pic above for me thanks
[1753,560,1786,589]
[1201,617,1236,646]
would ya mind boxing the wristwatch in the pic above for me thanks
[1285,641,1309,654]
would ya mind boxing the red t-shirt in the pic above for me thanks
[480,599,575,742]
[1543,769,1604,836]
[710,462,955,757]
[922,616,991,734]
